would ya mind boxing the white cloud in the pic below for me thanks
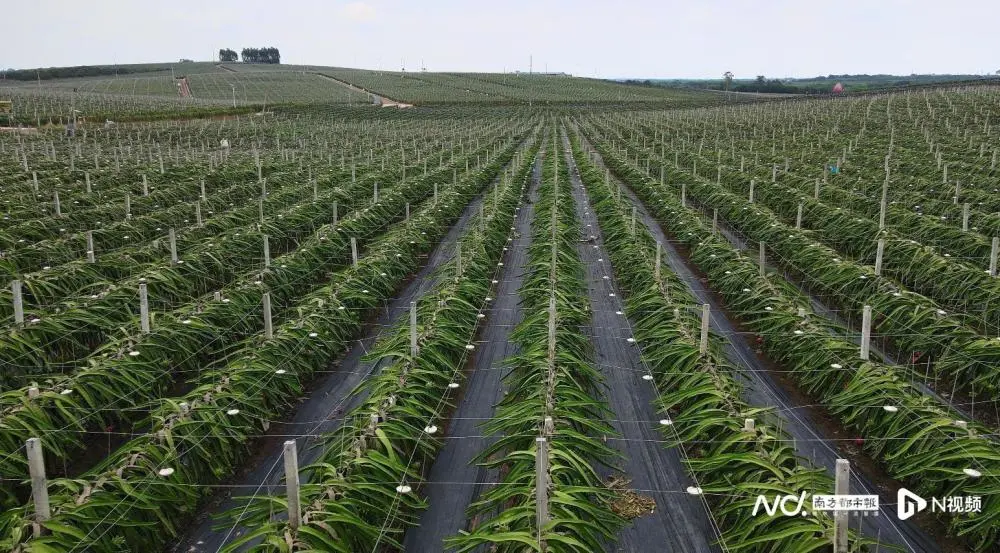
[342,2,376,22]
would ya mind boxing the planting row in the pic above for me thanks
[0,126,540,552]
[0,133,527,495]
[589,117,1000,402]
[0,139,477,376]
[449,131,625,552]
[214,129,542,553]
[585,125,1000,551]
[567,127,860,550]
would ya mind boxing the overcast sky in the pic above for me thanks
[6,0,999,79]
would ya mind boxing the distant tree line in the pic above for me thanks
[0,64,175,81]
[730,76,807,94]
[240,47,281,64]
[219,49,238,62]
[631,73,1000,96]
[622,76,826,94]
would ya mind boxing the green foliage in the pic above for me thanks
[0,127,536,553]
[448,130,625,553]
[212,129,543,552]
[584,121,1000,551]
[567,129,860,551]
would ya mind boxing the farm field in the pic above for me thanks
[0,68,997,553]
[0,64,736,124]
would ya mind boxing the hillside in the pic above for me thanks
[1,62,731,124]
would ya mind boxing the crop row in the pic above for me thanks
[0,132,429,280]
[0,134,523,493]
[613,97,1000,331]
[1,131,443,246]
[566,127,858,550]
[0,126,489,316]
[0,162,353,314]
[0,148,448,376]
[1,162,316,271]
[590,118,1000,401]
[0,127,539,552]
[0,145,448,373]
[449,131,624,552]
[215,129,542,553]
[627,112,1000,262]
[587,127,1000,550]
[656,134,1000,332]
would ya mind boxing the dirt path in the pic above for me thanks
[312,72,413,107]
[400,152,542,552]
[561,128,721,552]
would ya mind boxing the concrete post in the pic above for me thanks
[12,280,24,324]
[263,292,273,339]
[833,459,850,552]
[139,283,150,333]
[861,305,872,361]
[875,239,885,276]
[169,229,178,264]
[535,436,549,551]
[26,438,50,535]
[654,242,662,281]
[410,301,418,357]
[699,304,710,355]
[282,440,301,529]
[989,237,998,277]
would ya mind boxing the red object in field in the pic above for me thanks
[854,437,864,446]
[176,76,192,98]
[832,82,845,94]
[755,335,763,344]
[910,351,923,364]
